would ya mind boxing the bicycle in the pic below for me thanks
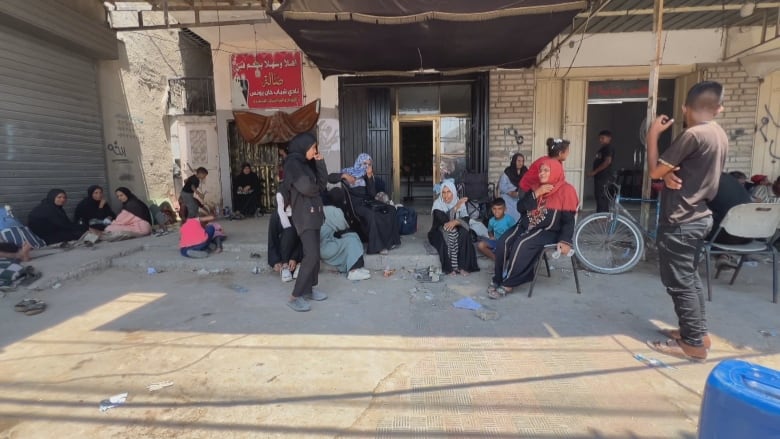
[573,182,662,274]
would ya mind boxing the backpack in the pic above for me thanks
[396,206,417,235]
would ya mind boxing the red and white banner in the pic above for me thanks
[230,51,304,109]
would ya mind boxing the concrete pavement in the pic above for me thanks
[1,216,779,438]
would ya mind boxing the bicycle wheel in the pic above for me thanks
[573,212,644,274]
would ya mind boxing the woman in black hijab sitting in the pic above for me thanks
[28,189,91,245]
[103,187,152,239]
[73,185,115,229]
[233,162,261,218]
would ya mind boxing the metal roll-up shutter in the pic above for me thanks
[0,26,105,222]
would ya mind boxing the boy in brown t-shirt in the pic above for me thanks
[645,81,728,361]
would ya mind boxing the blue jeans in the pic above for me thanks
[180,224,216,257]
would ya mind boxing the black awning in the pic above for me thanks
[270,1,588,77]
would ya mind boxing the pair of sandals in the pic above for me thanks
[14,298,46,316]
[487,283,511,300]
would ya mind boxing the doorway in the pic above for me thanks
[400,122,434,205]
[583,80,675,208]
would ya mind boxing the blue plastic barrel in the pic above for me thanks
[699,359,780,438]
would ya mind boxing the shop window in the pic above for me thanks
[440,84,471,114]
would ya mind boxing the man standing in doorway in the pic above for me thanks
[587,130,615,212]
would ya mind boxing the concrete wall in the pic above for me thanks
[541,29,725,69]
[98,11,211,209]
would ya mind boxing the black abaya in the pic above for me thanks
[327,173,400,254]
[493,192,575,288]
[428,209,479,274]
[28,189,88,245]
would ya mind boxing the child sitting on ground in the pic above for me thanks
[477,198,516,261]
[179,215,225,258]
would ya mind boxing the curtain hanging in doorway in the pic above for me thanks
[233,99,321,144]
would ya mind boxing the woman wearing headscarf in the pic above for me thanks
[233,162,261,218]
[284,132,329,312]
[328,153,401,255]
[519,138,571,193]
[73,185,115,228]
[498,153,528,221]
[488,158,579,299]
[428,180,480,275]
[28,189,90,245]
[103,187,152,239]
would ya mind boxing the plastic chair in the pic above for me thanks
[528,243,582,297]
[703,203,780,303]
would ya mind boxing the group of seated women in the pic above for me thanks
[425,138,578,299]
[264,151,402,282]
[26,186,153,246]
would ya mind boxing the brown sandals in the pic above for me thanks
[646,339,707,362]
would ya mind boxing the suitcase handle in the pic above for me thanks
[740,372,780,400]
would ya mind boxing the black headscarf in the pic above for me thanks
[73,185,115,225]
[284,132,318,181]
[234,162,260,191]
[504,153,528,187]
[182,175,200,193]
[116,187,152,224]
[28,189,87,244]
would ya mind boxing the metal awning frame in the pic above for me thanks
[103,0,271,31]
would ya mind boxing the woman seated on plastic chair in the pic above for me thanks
[429,180,479,276]
[328,153,400,255]
[488,158,578,299]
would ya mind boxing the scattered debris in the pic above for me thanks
[52,283,62,289]
[196,269,209,275]
[147,267,158,275]
[266,375,278,383]
[475,309,500,321]
[251,266,261,274]
[634,353,676,369]
[383,268,396,277]
[229,283,249,293]
[759,329,778,337]
[99,392,128,412]
[250,252,262,259]
[413,267,441,283]
[146,381,174,392]
[453,297,482,310]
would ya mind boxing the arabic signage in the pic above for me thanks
[230,51,303,109]
[588,80,649,100]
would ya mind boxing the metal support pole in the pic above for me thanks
[163,0,169,27]
[641,0,664,231]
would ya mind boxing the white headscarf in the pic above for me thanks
[432,179,467,217]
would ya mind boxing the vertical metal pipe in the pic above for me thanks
[641,0,664,231]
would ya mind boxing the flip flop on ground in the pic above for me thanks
[14,299,46,316]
